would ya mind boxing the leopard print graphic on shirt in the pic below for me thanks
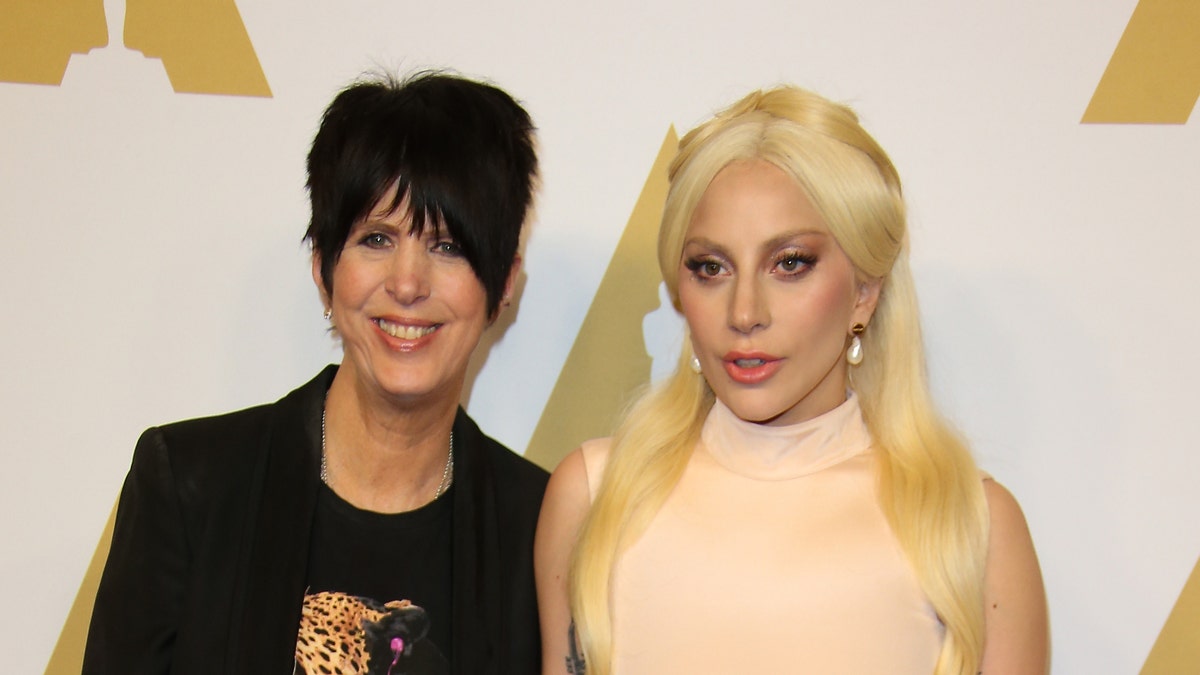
[294,591,432,675]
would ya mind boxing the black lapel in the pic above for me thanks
[226,366,333,673]
[450,408,504,675]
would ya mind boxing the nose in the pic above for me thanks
[729,274,769,334]
[385,238,431,305]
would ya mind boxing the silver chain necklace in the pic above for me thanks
[320,409,454,500]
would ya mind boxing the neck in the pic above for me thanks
[700,393,871,481]
[321,367,459,513]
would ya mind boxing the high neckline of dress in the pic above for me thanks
[699,393,874,481]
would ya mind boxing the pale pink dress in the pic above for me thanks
[580,394,943,674]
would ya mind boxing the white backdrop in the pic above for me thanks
[2,0,1198,672]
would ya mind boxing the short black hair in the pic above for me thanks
[305,71,538,316]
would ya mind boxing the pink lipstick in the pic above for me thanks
[722,351,782,384]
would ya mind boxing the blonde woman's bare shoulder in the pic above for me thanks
[577,437,612,499]
[535,442,608,675]
[979,478,1050,674]
[540,437,611,507]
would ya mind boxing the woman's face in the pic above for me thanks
[678,160,879,426]
[317,188,507,407]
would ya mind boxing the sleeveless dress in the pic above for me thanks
[581,394,943,674]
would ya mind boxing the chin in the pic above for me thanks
[370,374,437,401]
[718,395,790,425]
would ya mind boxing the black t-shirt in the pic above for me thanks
[294,483,453,674]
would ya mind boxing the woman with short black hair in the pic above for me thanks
[85,71,547,675]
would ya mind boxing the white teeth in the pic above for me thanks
[735,359,766,368]
[377,320,438,340]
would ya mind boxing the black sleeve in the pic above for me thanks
[82,428,191,674]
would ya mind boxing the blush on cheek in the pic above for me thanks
[677,290,717,344]
[811,276,857,314]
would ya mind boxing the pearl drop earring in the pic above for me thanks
[847,323,865,366]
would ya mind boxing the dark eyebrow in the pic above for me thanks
[353,213,455,240]
[351,218,403,235]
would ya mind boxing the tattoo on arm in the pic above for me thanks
[566,620,586,674]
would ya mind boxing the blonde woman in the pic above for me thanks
[535,86,1048,674]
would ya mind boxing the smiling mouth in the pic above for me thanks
[375,319,439,340]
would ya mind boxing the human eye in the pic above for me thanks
[683,256,727,281]
[430,238,463,257]
[357,231,392,249]
[773,249,816,277]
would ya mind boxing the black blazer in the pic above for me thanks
[83,366,549,674]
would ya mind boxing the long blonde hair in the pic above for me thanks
[568,86,990,675]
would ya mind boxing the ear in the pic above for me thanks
[851,276,883,329]
[311,253,330,309]
[501,254,523,307]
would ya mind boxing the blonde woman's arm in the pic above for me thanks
[979,479,1050,673]
[535,447,594,675]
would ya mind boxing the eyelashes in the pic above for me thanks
[358,231,391,249]
[683,249,817,281]
[773,250,817,276]
[353,230,463,257]
[430,239,464,257]
[684,257,725,279]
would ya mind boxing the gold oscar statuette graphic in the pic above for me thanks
[0,0,108,85]
[1089,3,1200,673]
[43,503,117,674]
[524,128,679,471]
[1,0,270,97]
[1141,556,1200,674]
[125,0,269,97]
[1083,0,1200,124]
